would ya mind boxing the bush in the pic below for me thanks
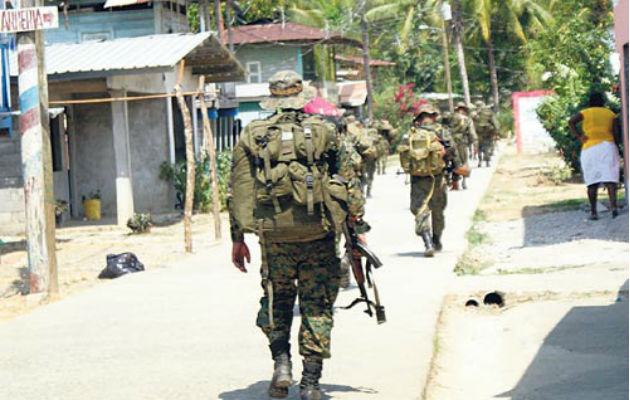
[545,161,573,185]
[159,151,232,212]
[496,108,514,139]
[127,213,152,234]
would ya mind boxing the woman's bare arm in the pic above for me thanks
[568,113,585,143]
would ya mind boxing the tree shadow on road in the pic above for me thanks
[497,280,629,400]
[219,380,378,400]
[521,207,628,248]
[395,251,426,258]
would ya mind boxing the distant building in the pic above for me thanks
[227,22,361,127]
[0,1,243,234]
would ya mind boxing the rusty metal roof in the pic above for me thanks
[11,32,243,82]
[228,22,361,47]
[335,55,396,67]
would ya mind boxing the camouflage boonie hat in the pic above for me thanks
[455,101,468,111]
[260,70,316,111]
[415,102,438,118]
[474,100,485,108]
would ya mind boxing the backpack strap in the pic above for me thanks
[304,125,315,215]
[262,144,282,213]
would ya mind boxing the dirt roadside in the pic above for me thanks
[424,144,629,400]
[0,213,227,321]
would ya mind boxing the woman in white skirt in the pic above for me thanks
[568,92,621,220]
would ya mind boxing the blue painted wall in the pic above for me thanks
[45,9,156,44]
[234,44,308,82]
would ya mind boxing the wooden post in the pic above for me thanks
[198,76,221,240]
[174,61,195,253]
[17,0,58,295]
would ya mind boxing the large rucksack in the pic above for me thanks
[476,108,496,136]
[353,126,379,161]
[398,126,445,177]
[230,112,349,241]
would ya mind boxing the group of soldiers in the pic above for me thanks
[228,70,500,400]
[400,100,499,257]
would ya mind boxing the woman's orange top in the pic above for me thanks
[579,107,616,150]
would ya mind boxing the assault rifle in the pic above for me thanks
[341,221,386,324]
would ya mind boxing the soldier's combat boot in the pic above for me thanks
[268,334,292,398]
[300,359,323,400]
[462,177,468,190]
[432,234,443,252]
[422,232,435,258]
[486,160,490,167]
[451,180,460,191]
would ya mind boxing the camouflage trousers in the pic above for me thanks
[362,160,377,196]
[454,139,469,170]
[256,235,340,359]
[478,136,494,162]
[410,174,447,237]
[377,156,387,175]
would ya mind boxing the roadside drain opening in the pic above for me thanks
[465,299,479,307]
[483,291,505,307]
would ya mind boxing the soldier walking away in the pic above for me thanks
[229,71,370,400]
[450,102,477,189]
[398,103,450,257]
[473,100,499,167]
[349,120,379,198]
[375,119,395,175]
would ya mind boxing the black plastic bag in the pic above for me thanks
[98,252,144,279]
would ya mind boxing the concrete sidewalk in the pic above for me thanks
[0,159,498,400]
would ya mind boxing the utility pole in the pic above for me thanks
[359,0,374,121]
[226,0,233,52]
[214,0,223,41]
[440,1,454,112]
[17,0,59,295]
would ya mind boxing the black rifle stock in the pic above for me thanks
[341,221,386,324]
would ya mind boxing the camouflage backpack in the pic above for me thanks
[397,125,445,177]
[352,125,379,160]
[451,113,470,142]
[476,108,496,136]
[230,112,349,241]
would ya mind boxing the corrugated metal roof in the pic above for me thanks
[229,22,361,47]
[10,32,243,81]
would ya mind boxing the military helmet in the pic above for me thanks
[474,100,485,108]
[260,70,316,111]
[442,111,452,119]
[455,101,468,111]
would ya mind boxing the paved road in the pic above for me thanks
[0,161,497,400]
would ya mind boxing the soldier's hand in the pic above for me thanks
[232,241,251,273]
[357,233,367,245]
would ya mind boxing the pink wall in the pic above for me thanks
[614,0,628,189]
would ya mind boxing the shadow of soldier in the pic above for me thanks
[219,380,378,400]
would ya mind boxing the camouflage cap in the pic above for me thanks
[455,101,468,110]
[415,102,439,117]
[260,70,316,111]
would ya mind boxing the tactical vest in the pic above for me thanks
[451,113,470,143]
[398,125,445,177]
[476,109,495,136]
[232,112,348,242]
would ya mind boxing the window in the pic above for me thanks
[246,61,262,84]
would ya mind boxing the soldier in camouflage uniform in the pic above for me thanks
[229,71,369,400]
[473,101,499,167]
[450,102,477,189]
[375,120,394,175]
[349,120,379,198]
[399,103,453,257]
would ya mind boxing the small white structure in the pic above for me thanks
[513,90,555,154]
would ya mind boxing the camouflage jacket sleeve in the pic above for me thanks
[228,135,253,243]
[335,134,369,234]
[467,116,478,143]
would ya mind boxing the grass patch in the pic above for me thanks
[545,197,585,211]
[497,264,587,275]
[454,253,491,276]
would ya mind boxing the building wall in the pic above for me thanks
[234,44,304,83]
[73,99,118,217]
[127,96,175,214]
[46,9,156,44]
[0,138,24,235]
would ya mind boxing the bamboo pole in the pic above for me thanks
[198,76,221,240]
[174,60,195,253]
